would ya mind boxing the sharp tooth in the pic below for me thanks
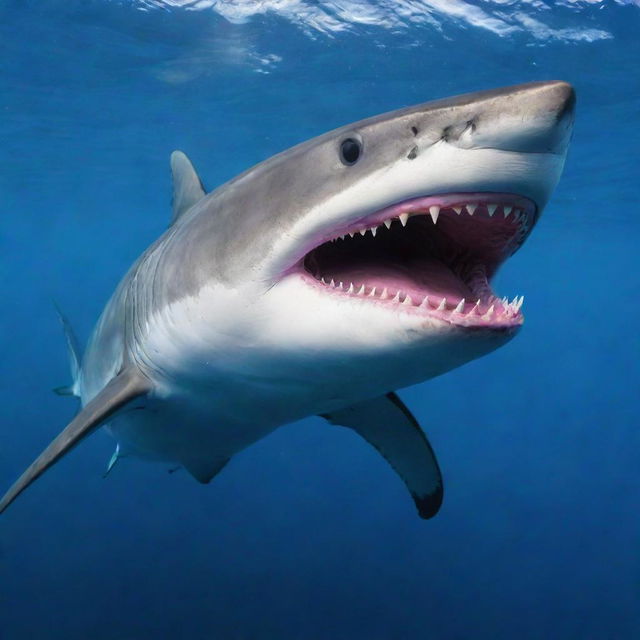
[487,204,497,217]
[403,294,413,306]
[399,213,409,227]
[330,279,335,287]
[503,206,512,218]
[384,219,392,229]
[516,295,524,311]
[321,277,326,284]
[469,300,480,315]
[481,305,495,320]
[370,226,377,237]
[466,203,477,215]
[437,298,446,311]
[428,205,440,224]
[380,288,389,300]
[348,232,355,238]
[357,284,366,295]
[338,282,343,290]
[419,295,429,308]
[453,206,462,214]
[359,229,366,236]
[347,283,354,294]
[454,299,465,313]
[391,291,401,303]
[368,287,377,297]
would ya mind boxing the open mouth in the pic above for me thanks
[300,193,536,329]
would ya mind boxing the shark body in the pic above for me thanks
[0,81,575,518]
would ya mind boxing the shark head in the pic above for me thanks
[156,81,574,406]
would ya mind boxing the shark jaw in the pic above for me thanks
[295,191,534,332]
[257,81,575,346]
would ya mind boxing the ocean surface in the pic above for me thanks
[1,1,639,638]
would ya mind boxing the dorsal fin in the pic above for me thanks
[170,150,206,224]
[0,368,150,514]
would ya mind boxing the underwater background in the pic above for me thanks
[1,1,639,638]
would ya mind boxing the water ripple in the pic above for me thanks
[129,0,636,43]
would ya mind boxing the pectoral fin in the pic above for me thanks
[0,368,150,514]
[321,392,443,519]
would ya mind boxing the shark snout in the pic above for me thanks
[544,81,576,124]
[451,81,576,156]
[516,80,575,153]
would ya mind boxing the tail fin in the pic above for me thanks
[0,368,150,515]
[53,303,81,397]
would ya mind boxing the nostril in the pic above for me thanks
[442,120,475,142]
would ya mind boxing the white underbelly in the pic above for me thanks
[105,387,284,464]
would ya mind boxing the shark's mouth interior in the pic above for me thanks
[301,193,536,328]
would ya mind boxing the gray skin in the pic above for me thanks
[0,81,575,517]
[83,81,574,394]
[146,81,573,295]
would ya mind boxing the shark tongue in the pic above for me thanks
[320,255,474,305]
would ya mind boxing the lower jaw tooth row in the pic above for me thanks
[331,203,528,241]
[319,278,523,316]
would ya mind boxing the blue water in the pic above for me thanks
[1,1,639,638]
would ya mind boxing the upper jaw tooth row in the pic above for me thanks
[319,278,524,317]
[330,203,529,241]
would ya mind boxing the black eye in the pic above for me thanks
[340,138,362,165]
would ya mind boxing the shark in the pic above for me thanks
[0,81,575,518]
